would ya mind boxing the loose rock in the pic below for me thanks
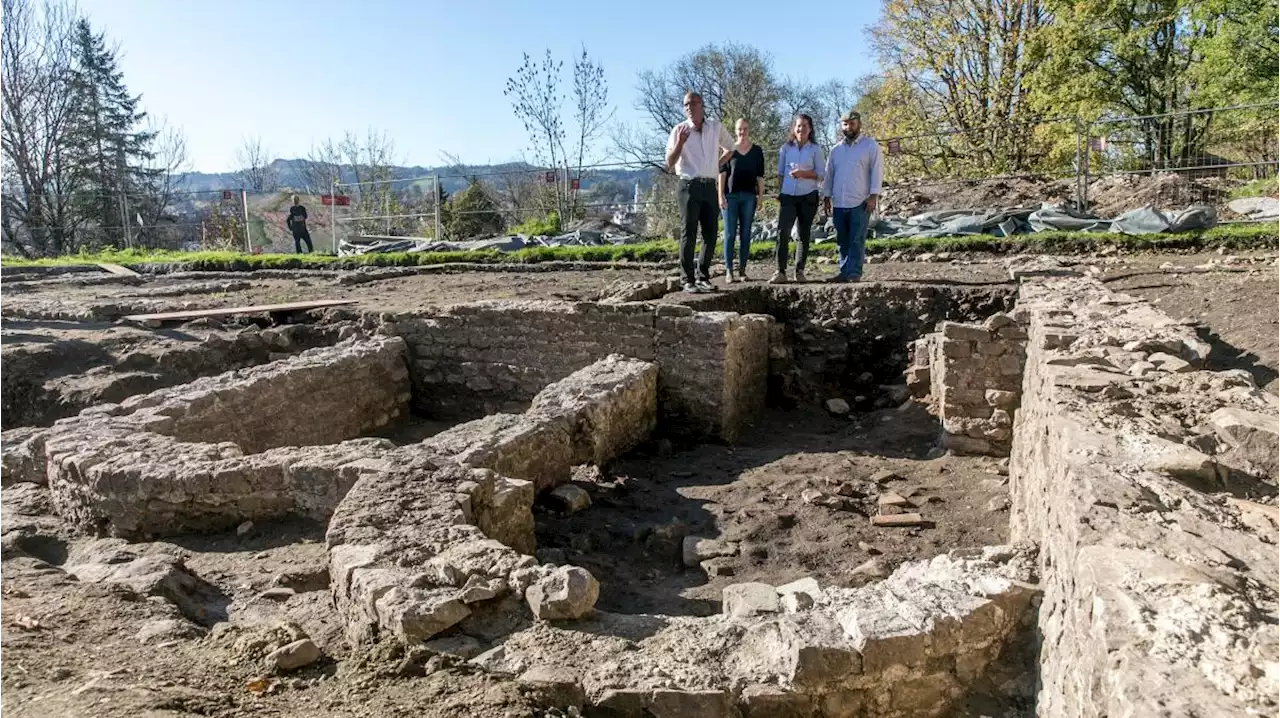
[267,638,322,673]
[525,566,600,620]
[548,484,592,515]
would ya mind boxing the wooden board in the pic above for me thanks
[122,299,357,326]
[97,263,140,276]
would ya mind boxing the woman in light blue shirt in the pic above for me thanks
[772,113,824,284]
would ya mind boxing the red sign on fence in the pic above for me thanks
[886,139,901,156]
[541,171,554,184]
[221,190,234,200]
[321,195,351,206]
[1088,136,1107,152]
[570,178,580,190]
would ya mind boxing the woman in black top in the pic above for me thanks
[717,118,765,283]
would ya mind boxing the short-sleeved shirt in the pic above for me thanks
[720,144,764,194]
[667,118,734,180]
[287,205,308,233]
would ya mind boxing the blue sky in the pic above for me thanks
[80,0,882,172]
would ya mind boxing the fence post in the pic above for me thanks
[433,173,442,240]
[1073,118,1084,210]
[1080,122,1092,214]
[241,189,252,253]
[330,180,339,255]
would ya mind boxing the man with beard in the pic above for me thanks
[821,110,883,283]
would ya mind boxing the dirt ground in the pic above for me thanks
[1,249,1276,717]
[1101,254,1280,392]
[0,259,1018,321]
[538,404,1010,617]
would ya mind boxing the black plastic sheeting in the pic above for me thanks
[869,204,1217,239]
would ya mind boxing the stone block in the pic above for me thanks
[525,566,599,620]
[1148,352,1193,373]
[740,685,814,717]
[985,389,1018,407]
[683,537,738,567]
[941,340,973,359]
[940,322,991,341]
[528,354,659,467]
[723,582,780,618]
[648,689,735,718]
[1207,407,1278,480]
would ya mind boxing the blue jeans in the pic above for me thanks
[833,203,870,278]
[722,191,756,271]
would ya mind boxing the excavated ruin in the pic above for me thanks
[1,267,1276,717]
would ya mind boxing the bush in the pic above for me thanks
[511,211,561,236]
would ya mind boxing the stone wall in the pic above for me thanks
[380,301,773,442]
[2,338,411,537]
[328,355,661,646]
[425,355,659,494]
[680,283,1016,406]
[1009,276,1278,717]
[1,321,357,430]
[907,315,1027,455]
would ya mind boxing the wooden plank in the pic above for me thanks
[97,263,140,276]
[871,513,926,527]
[122,299,357,325]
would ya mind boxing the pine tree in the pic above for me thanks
[65,19,156,247]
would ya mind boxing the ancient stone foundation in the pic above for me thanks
[379,301,772,442]
[907,315,1027,455]
[3,337,410,537]
[1008,276,1278,717]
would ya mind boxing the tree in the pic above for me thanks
[568,46,613,218]
[131,118,188,248]
[300,129,400,236]
[869,0,1048,174]
[443,179,503,240]
[1,0,82,256]
[505,46,613,224]
[618,43,786,170]
[235,136,278,193]
[65,17,157,248]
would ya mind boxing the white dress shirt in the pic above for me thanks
[667,118,734,180]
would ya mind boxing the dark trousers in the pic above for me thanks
[722,191,756,271]
[777,191,819,273]
[833,203,871,278]
[677,178,717,284]
[293,229,313,254]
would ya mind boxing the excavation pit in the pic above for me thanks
[2,264,1277,718]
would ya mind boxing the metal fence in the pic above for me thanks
[877,102,1279,220]
[1,186,254,256]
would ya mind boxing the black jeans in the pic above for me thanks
[777,191,819,274]
[293,229,313,254]
[677,178,718,285]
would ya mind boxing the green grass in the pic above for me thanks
[1228,177,1278,200]
[3,223,1275,269]
[509,212,561,236]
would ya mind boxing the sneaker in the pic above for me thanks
[768,271,787,284]
[825,274,850,284]
[683,282,705,294]
[725,270,736,284]
[739,268,750,282]
[696,279,716,292]
[794,269,807,283]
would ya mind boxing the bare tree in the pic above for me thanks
[133,118,188,248]
[505,49,568,221]
[1,0,81,256]
[568,46,613,218]
[234,135,277,193]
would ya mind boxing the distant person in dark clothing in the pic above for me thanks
[286,195,313,253]
[717,118,764,283]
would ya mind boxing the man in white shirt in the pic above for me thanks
[666,91,735,293]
